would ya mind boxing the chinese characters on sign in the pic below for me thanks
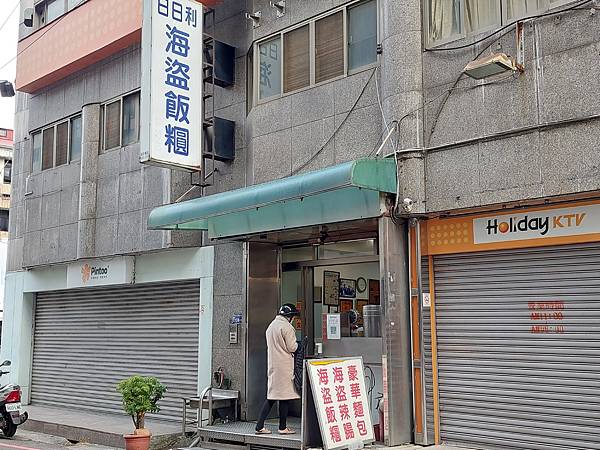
[308,358,375,450]
[529,301,566,334]
[141,0,203,170]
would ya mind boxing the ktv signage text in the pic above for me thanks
[473,204,600,244]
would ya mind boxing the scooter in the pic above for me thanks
[0,360,28,437]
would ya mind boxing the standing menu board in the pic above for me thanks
[306,358,375,450]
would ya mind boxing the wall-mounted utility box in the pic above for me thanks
[205,40,236,88]
[204,117,235,162]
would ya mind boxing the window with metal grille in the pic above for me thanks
[55,121,69,166]
[32,132,42,173]
[425,0,574,46]
[284,25,310,93]
[69,115,82,162]
[42,128,54,170]
[100,91,141,152]
[31,113,82,172]
[46,0,65,23]
[258,37,281,100]
[315,12,344,84]
[122,92,140,146]
[254,0,378,103]
[104,100,121,150]
[35,0,87,30]
[0,210,8,232]
[348,1,378,71]
[3,161,11,184]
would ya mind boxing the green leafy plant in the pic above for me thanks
[116,376,166,430]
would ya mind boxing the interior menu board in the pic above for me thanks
[323,271,340,306]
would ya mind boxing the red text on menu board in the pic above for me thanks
[316,364,369,443]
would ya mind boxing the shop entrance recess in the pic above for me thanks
[246,226,383,424]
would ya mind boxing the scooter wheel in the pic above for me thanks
[1,414,16,438]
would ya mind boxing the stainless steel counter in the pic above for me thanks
[321,337,383,366]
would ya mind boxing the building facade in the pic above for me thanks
[0,128,13,339]
[3,0,600,449]
[0,129,13,240]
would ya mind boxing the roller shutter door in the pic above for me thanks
[31,280,200,421]
[428,243,600,450]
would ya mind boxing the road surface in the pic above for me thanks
[0,430,118,450]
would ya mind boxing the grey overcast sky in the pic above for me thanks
[0,1,18,131]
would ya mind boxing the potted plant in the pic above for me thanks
[116,376,166,450]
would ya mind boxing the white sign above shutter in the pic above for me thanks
[66,257,135,289]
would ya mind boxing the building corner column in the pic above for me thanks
[380,0,426,214]
[77,103,100,259]
[379,217,413,445]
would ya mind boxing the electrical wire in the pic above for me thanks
[427,25,523,139]
[374,65,396,155]
[373,71,515,218]
[369,35,520,161]
[0,0,87,75]
[364,364,376,409]
[425,0,593,52]
[291,68,377,175]
[0,1,20,38]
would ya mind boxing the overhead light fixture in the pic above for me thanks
[245,11,261,28]
[270,0,286,18]
[0,81,15,98]
[463,53,518,80]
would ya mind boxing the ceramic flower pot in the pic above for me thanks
[124,434,151,450]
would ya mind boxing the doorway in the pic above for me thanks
[281,239,380,349]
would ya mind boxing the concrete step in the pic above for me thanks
[21,404,188,449]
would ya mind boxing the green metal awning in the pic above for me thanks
[148,158,396,239]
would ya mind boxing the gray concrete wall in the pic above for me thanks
[421,8,600,212]
[10,44,201,269]
[246,0,383,183]
[206,0,388,408]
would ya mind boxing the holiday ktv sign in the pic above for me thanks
[424,200,600,255]
[473,203,600,244]
[140,0,203,171]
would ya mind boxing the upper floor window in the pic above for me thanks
[100,91,141,152]
[35,0,85,29]
[0,210,8,232]
[0,129,7,138]
[255,0,378,102]
[426,0,574,46]
[3,161,12,184]
[31,113,82,173]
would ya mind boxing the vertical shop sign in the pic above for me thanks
[141,0,203,170]
[307,358,375,450]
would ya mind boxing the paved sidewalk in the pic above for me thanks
[22,405,184,449]
[388,446,474,450]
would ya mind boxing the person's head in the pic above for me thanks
[278,303,300,322]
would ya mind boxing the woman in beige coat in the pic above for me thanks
[255,304,300,435]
